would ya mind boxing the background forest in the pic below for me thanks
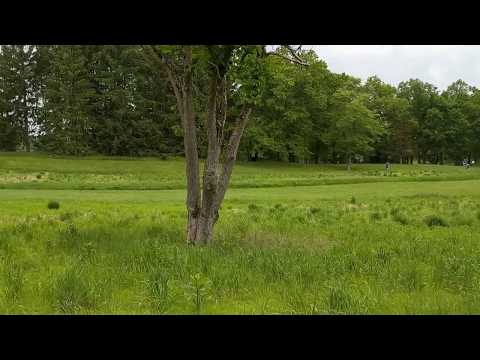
[1,45,479,166]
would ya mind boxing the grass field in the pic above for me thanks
[1,153,480,314]
[1,152,479,190]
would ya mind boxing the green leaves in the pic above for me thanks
[0,45,43,151]
[323,86,383,163]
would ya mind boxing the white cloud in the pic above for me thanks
[306,45,480,91]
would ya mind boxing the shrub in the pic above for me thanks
[36,174,42,179]
[48,201,60,210]
[392,213,409,225]
[350,196,356,204]
[424,215,449,228]
[184,273,212,315]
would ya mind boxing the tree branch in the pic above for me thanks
[141,45,185,121]
[214,106,253,209]
[266,45,309,66]
[183,47,201,228]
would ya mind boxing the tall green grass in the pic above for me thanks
[1,192,480,314]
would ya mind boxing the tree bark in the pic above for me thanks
[156,46,201,245]
[181,47,202,244]
[195,76,223,245]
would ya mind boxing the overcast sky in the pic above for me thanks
[305,45,480,91]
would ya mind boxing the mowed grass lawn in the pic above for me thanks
[1,152,480,190]
[1,153,480,314]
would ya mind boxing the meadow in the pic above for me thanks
[1,153,480,314]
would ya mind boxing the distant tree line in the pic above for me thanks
[1,45,479,165]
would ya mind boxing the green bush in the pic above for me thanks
[48,200,60,210]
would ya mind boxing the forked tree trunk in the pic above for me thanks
[159,46,252,245]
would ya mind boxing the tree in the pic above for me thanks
[323,87,383,170]
[142,45,306,245]
[39,45,95,155]
[363,77,417,163]
[0,81,18,151]
[248,49,325,163]
[441,80,476,162]
[464,88,480,161]
[397,79,438,163]
[387,98,417,164]
[0,45,42,151]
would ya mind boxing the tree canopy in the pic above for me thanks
[1,45,479,166]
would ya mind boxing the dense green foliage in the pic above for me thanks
[1,46,479,166]
[1,155,480,314]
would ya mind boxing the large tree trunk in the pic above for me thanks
[167,53,251,245]
[194,76,224,245]
[181,48,202,244]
